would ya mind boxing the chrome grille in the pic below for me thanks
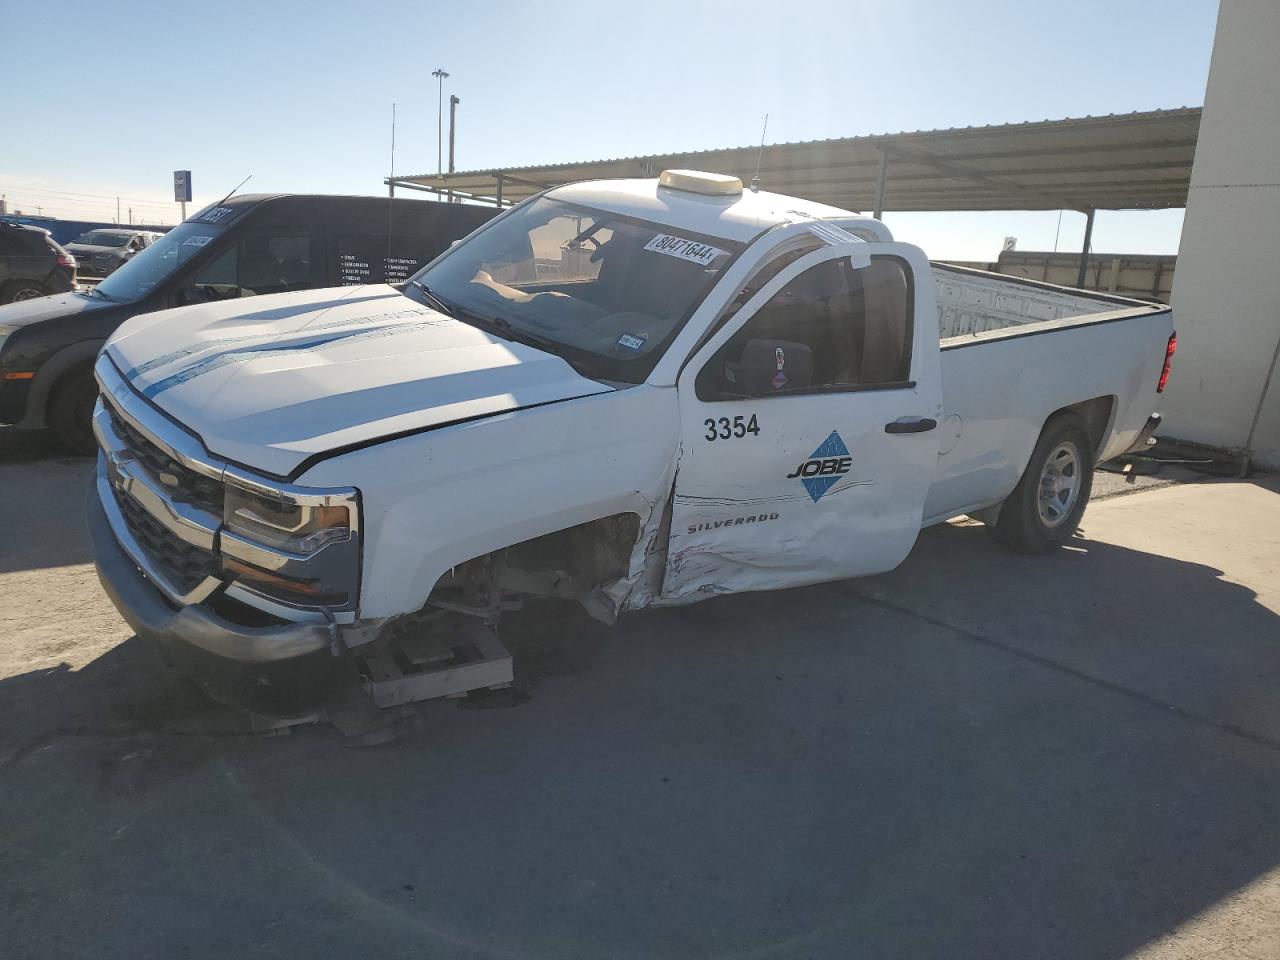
[95,388,223,606]
[113,487,219,594]
[107,404,224,514]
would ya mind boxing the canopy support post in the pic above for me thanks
[1076,208,1095,288]
[872,148,889,220]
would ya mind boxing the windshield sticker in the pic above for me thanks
[196,206,234,224]
[616,333,646,351]
[643,234,727,267]
[182,235,214,247]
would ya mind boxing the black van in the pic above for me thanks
[0,194,496,452]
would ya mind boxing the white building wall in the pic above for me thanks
[1162,0,1280,468]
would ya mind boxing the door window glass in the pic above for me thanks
[0,232,27,255]
[184,246,240,302]
[240,234,312,295]
[696,257,912,400]
[182,233,314,302]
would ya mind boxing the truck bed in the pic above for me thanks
[923,263,1173,526]
[934,261,1160,341]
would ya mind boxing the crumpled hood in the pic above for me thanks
[105,284,614,478]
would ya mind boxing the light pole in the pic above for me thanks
[432,67,450,175]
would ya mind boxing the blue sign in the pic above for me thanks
[173,170,192,203]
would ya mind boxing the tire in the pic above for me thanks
[990,413,1094,553]
[48,366,100,456]
[2,280,48,304]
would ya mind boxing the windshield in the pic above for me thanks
[74,230,130,247]
[408,197,744,383]
[94,222,226,302]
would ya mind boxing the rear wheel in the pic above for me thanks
[989,413,1094,553]
[3,280,48,303]
[48,367,99,456]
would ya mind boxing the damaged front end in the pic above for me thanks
[89,355,380,717]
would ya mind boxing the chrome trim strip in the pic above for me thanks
[115,461,219,551]
[220,529,313,570]
[93,404,219,551]
[222,582,331,623]
[222,466,361,531]
[220,526,356,578]
[95,460,222,607]
[91,398,134,462]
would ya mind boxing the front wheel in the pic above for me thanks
[48,367,100,456]
[3,281,48,303]
[989,413,1094,553]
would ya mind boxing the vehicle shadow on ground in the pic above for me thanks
[0,427,83,466]
[3,510,1280,959]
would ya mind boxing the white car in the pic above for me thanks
[87,171,1175,716]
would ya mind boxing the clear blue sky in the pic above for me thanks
[0,0,1219,259]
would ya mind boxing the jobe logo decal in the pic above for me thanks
[786,430,852,502]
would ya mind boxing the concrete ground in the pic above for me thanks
[2,431,1279,960]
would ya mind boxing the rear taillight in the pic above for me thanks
[57,252,76,269]
[1157,332,1177,393]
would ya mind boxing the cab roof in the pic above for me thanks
[546,178,864,244]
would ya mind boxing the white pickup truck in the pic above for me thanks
[87,170,1176,716]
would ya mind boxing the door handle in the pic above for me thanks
[884,417,937,434]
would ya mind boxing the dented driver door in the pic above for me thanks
[660,241,942,601]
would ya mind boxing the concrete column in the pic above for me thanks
[1162,0,1280,468]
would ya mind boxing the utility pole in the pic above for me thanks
[389,102,397,199]
[448,94,459,202]
[432,67,450,175]
[448,95,459,173]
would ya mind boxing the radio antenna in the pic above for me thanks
[216,175,252,206]
[749,113,769,193]
[388,102,397,262]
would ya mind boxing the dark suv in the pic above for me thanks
[0,194,495,453]
[0,222,76,303]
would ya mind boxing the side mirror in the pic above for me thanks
[720,339,813,398]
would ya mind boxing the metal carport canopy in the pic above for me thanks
[389,107,1200,215]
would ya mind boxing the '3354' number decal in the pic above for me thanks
[704,414,761,441]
